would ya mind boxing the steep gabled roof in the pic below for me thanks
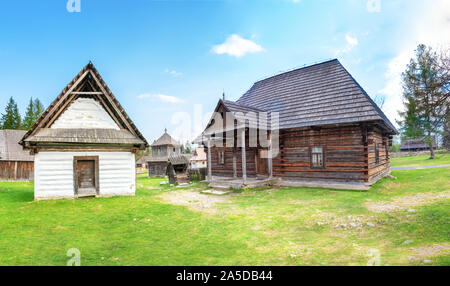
[20,62,148,147]
[0,130,34,162]
[151,129,180,147]
[190,147,206,161]
[236,59,397,134]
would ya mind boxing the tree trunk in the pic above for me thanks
[427,131,435,159]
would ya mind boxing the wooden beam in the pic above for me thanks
[45,72,96,128]
[70,91,103,94]
[14,161,17,181]
[207,139,212,182]
[35,70,90,133]
[268,131,273,178]
[233,152,237,178]
[85,79,123,128]
[88,70,136,136]
[241,128,247,184]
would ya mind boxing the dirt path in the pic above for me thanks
[391,164,450,170]
[366,191,450,213]
[160,190,233,214]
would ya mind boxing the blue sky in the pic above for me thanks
[0,0,448,143]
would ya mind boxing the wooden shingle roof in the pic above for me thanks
[235,59,397,134]
[151,130,181,147]
[24,128,144,145]
[20,62,148,147]
[0,130,34,162]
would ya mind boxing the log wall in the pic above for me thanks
[0,161,34,181]
[273,124,367,182]
[367,126,391,183]
[209,147,257,178]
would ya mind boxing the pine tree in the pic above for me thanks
[1,97,21,129]
[33,98,45,122]
[184,140,192,154]
[397,95,424,140]
[399,44,449,159]
[22,97,35,130]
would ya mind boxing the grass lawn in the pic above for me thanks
[0,168,449,266]
[391,151,450,167]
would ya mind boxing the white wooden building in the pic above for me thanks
[20,62,148,200]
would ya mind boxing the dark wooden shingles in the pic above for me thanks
[236,59,397,134]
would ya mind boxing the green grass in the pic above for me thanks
[0,168,449,266]
[391,151,450,167]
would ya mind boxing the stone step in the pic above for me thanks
[201,189,232,196]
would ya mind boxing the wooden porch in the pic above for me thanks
[208,176,273,190]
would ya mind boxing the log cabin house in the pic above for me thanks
[0,130,34,181]
[19,62,148,200]
[194,59,398,190]
[400,136,437,152]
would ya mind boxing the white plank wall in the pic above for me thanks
[34,151,136,199]
[51,97,120,130]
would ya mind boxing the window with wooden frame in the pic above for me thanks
[218,150,225,165]
[375,143,380,164]
[311,147,324,168]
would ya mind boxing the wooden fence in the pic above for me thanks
[0,161,34,181]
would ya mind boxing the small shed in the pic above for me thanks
[0,130,34,181]
[166,154,191,184]
[20,62,148,200]
[400,136,437,152]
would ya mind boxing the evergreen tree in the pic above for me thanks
[22,97,35,130]
[399,44,449,159]
[1,97,21,129]
[184,140,192,154]
[33,98,45,122]
[396,95,424,139]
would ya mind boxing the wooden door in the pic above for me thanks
[257,149,268,176]
[77,160,95,189]
[74,156,98,196]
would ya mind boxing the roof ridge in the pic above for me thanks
[253,58,338,85]
[222,99,267,112]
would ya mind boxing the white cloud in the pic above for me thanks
[137,93,183,103]
[346,35,358,47]
[366,0,381,13]
[378,51,412,126]
[335,34,359,55]
[378,0,450,126]
[164,69,182,77]
[211,34,265,58]
[292,0,301,3]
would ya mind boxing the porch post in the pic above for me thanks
[241,128,247,184]
[233,153,237,178]
[268,131,273,179]
[207,138,212,182]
